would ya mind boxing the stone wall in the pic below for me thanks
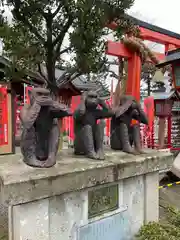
[10,172,159,240]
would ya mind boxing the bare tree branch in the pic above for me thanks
[61,0,73,16]
[106,60,119,65]
[52,3,62,18]
[37,63,56,89]
[37,63,47,81]
[36,7,49,21]
[108,70,118,79]
[59,46,72,55]
[54,46,72,61]
[53,17,73,48]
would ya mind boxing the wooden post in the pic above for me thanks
[126,53,141,101]
[127,53,141,126]
[158,117,166,149]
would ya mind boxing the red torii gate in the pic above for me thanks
[106,15,180,101]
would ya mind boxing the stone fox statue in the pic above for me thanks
[110,95,148,154]
[20,87,72,168]
[73,91,114,160]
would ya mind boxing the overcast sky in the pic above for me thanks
[129,0,180,33]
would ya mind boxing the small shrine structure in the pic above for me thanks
[156,48,180,151]
[152,90,180,149]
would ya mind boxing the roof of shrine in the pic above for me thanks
[52,66,110,97]
[156,48,180,68]
[152,89,180,100]
[73,77,110,97]
[40,65,90,90]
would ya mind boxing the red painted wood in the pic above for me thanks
[106,41,165,62]
[108,22,180,47]
[139,27,180,47]
[135,54,141,101]
[165,44,177,52]
[105,41,131,58]
[126,54,135,95]
[150,52,165,62]
[126,53,141,100]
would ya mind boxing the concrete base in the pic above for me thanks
[0,148,173,240]
[171,152,180,178]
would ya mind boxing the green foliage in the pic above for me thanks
[0,22,45,72]
[167,206,180,226]
[136,206,180,240]
[114,15,140,40]
[0,0,135,90]
[136,222,180,240]
[70,0,134,74]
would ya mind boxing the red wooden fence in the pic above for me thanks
[0,87,8,145]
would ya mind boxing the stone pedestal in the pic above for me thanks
[0,149,173,240]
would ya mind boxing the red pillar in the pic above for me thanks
[126,53,141,101]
